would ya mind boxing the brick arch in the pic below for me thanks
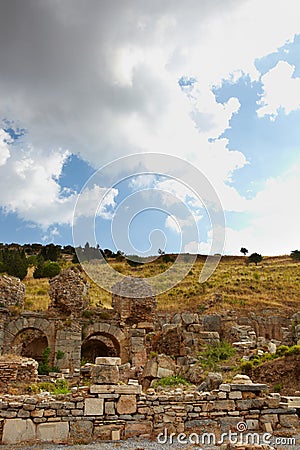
[3,317,55,355]
[82,322,128,363]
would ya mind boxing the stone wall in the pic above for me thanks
[0,275,25,309]
[0,378,299,445]
[0,356,38,392]
[112,278,157,325]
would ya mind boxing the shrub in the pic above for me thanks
[239,360,253,376]
[198,341,236,370]
[56,350,65,361]
[285,345,300,356]
[275,345,289,357]
[153,376,190,388]
[41,261,61,278]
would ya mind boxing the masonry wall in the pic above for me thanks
[0,383,299,445]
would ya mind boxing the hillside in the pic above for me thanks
[22,254,300,314]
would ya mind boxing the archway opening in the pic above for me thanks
[81,332,120,364]
[12,328,49,362]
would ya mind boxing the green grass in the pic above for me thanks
[21,255,300,314]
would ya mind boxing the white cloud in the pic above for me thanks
[0,129,11,166]
[0,0,299,236]
[224,164,300,255]
[0,144,118,228]
[257,61,300,119]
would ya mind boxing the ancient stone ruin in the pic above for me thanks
[49,266,89,314]
[0,269,300,445]
[0,275,25,309]
[112,277,157,325]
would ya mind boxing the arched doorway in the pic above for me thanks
[11,328,49,362]
[81,332,120,364]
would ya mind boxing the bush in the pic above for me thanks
[41,261,61,278]
[34,260,61,278]
[290,250,300,261]
[198,341,236,370]
[38,347,61,375]
[285,345,300,356]
[153,376,190,388]
[27,379,69,394]
[275,345,289,357]
[239,360,253,376]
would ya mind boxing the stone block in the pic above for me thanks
[210,400,235,411]
[95,357,121,366]
[90,384,115,394]
[230,383,268,391]
[115,385,142,394]
[263,422,273,433]
[229,391,242,399]
[157,367,174,378]
[116,395,137,415]
[94,424,123,440]
[91,364,119,384]
[219,384,231,392]
[36,422,69,442]
[246,419,259,430]
[84,398,104,416]
[131,336,145,352]
[124,421,153,437]
[105,401,115,415]
[111,429,121,440]
[260,414,278,425]
[2,419,36,444]
[70,420,93,440]
[279,413,299,428]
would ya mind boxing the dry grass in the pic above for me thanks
[22,255,300,314]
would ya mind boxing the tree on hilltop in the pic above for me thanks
[240,247,248,256]
[248,252,263,266]
[290,250,300,261]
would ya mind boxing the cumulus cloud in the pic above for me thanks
[224,164,300,255]
[0,144,118,228]
[0,0,299,232]
[257,61,300,119]
[0,129,11,166]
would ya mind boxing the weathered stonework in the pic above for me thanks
[112,278,157,325]
[0,356,38,392]
[49,267,89,315]
[0,380,298,445]
[0,275,25,309]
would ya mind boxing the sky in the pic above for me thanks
[0,0,300,256]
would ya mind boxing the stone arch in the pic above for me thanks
[10,327,49,362]
[82,322,128,364]
[3,316,55,359]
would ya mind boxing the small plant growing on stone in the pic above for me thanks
[56,350,65,361]
[198,341,236,370]
[239,360,253,376]
[153,375,190,388]
[274,383,282,392]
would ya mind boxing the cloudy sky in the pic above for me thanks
[0,0,300,256]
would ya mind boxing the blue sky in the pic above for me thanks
[0,0,300,256]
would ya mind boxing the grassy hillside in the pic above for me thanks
[23,255,300,314]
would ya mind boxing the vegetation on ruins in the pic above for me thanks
[198,341,236,370]
[153,375,190,388]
